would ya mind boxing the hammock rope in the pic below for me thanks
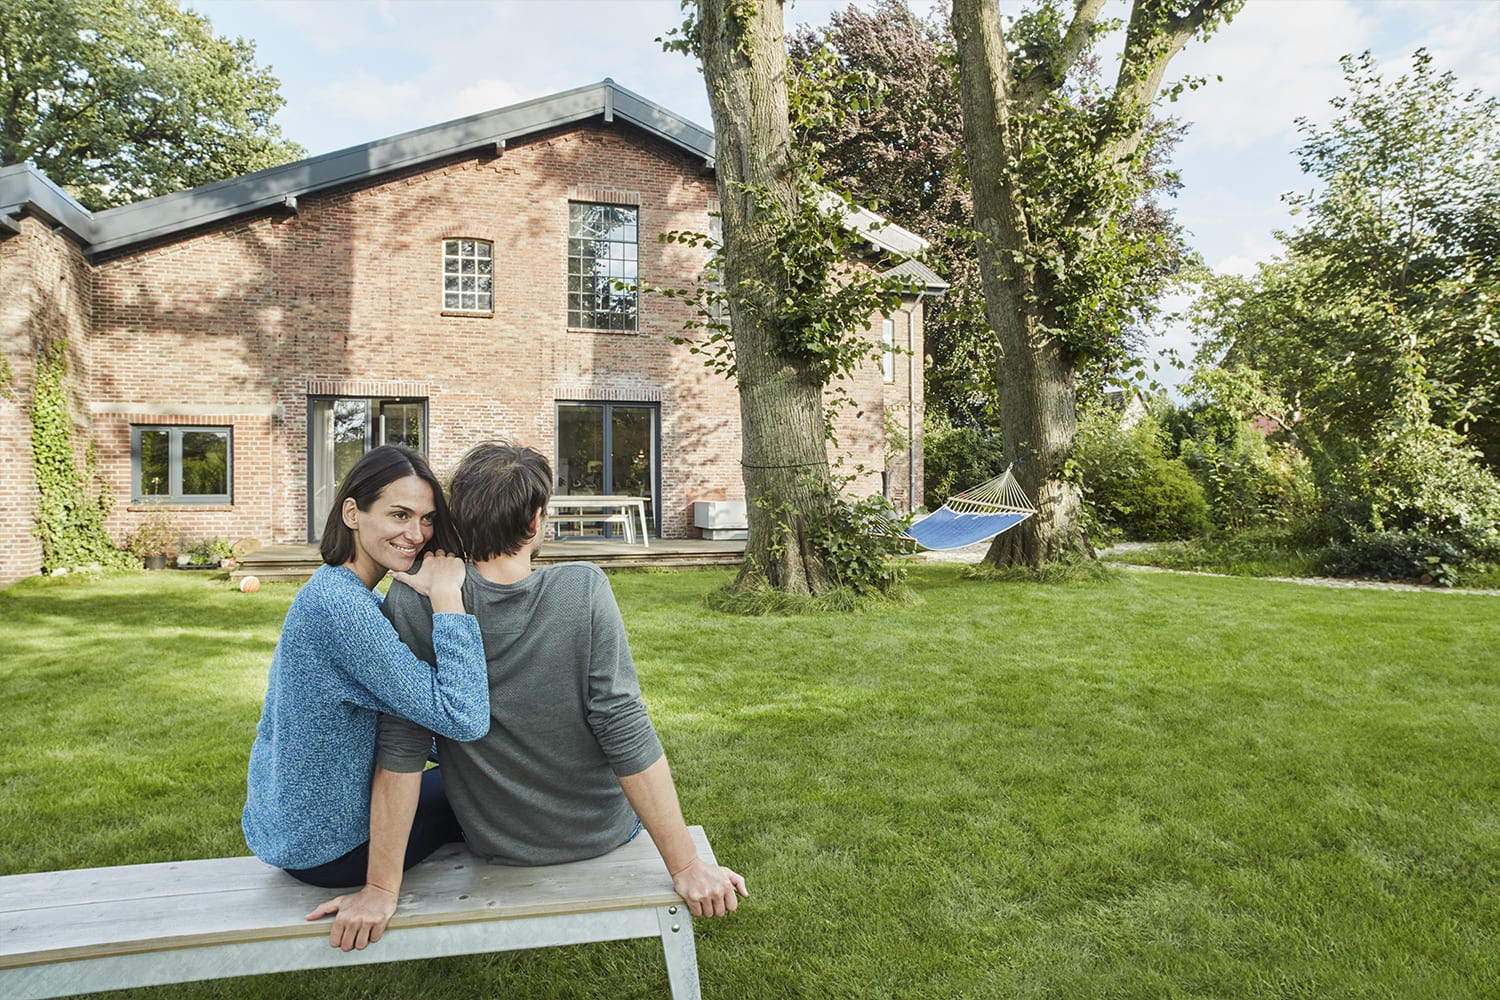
[903,465,1037,551]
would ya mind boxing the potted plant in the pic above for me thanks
[128,510,178,570]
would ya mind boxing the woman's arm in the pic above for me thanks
[322,563,489,741]
[305,766,419,951]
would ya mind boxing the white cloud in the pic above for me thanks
[1169,0,1381,150]
[312,71,426,130]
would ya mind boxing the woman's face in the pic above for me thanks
[342,474,437,587]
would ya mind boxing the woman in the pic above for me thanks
[242,445,489,888]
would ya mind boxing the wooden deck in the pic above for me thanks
[231,538,745,583]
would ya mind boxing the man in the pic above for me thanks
[309,442,747,950]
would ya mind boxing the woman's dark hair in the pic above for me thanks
[448,442,553,561]
[319,445,460,566]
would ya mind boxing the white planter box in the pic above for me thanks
[693,500,747,540]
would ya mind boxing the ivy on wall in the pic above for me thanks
[30,341,130,571]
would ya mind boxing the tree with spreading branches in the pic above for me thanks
[667,0,914,597]
[950,0,1241,568]
[0,0,302,210]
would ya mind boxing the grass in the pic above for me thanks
[2,566,1498,998]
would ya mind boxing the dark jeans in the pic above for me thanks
[283,767,463,889]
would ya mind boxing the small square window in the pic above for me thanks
[441,239,495,313]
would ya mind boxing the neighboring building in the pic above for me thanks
[0,81,943,585]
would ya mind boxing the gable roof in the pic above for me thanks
[0,78,937,278]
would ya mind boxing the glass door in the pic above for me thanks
[308,397,427,541]
[555,402,658,538]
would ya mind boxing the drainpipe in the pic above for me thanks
[906,307,916,514]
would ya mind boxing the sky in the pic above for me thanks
[188,0,1500,384]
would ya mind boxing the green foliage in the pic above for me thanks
[805,480,912,597]
[0,0,304,210]
[1319,531,1472,587]
[124,509,179,560]
[1169,405,1318,529]
[1315,417,1500,553]
[30,342,131,572]
[789,0,1196,423]
[1102,527,1326,580]
[1073,406,1209,541]
[1189,48,1500,560]
[179,537,236,567]
[921,416,1008,509]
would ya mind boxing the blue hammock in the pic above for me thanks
[903,466,1037,551]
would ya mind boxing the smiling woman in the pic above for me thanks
[240,445,492,899]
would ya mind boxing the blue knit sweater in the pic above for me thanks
[242,564,490,869]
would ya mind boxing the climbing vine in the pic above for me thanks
[31,341,130,571]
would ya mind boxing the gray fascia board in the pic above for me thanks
[0,162,96,239]
[86,80,717,256]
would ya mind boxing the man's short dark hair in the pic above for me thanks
[448,442,553,561]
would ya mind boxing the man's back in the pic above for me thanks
[379,561,663,865]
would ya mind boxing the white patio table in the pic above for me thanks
[547,495,651,547]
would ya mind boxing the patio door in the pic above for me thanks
[555,402,658,538]
[308,397,427,541]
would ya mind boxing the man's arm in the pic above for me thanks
[304,765,421,951]
[617,755,748,918]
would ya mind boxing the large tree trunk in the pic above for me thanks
[952,0,1088,567]
[952,0,1233,568]
[698,0,834,593]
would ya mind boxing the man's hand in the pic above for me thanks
[305,883,399,951]
[670,856,748,918]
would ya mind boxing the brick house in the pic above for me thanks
[0,81,942,585]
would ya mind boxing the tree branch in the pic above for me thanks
[1017,0,1109,110]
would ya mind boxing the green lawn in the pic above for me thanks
[2,566,1497,998]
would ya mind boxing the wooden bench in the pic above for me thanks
[0,826,715,999]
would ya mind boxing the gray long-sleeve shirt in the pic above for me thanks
[378,561,664,865]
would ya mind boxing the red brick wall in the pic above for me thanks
[1,119,921,583]
[0,217,94,584]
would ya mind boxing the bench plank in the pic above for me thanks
[1,827,714,971]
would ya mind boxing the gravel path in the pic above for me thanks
[910,542,1500,595]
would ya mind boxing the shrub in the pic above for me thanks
[1313,420,1500,558]
[807,485,911,597]
[1073,407,1210,541]
[126,510,179,561]
[1179,420,1318,529]
[1319,531,1470,587]
[922,417,1007,509]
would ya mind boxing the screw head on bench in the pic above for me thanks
[668,905,678,915]
[671,923,681,933]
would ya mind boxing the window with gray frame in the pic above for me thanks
[132,426,231,503]
[442,238,493,312]
[568,203,638,330]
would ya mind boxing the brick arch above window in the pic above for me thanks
[305,380,432,397]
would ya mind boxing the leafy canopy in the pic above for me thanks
[0,0,304,209]
[1189,49,1500,548]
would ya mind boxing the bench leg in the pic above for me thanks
[656,904,701,1000]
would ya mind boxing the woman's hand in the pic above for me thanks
[393,550,467,614]
[305,883,398,951]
